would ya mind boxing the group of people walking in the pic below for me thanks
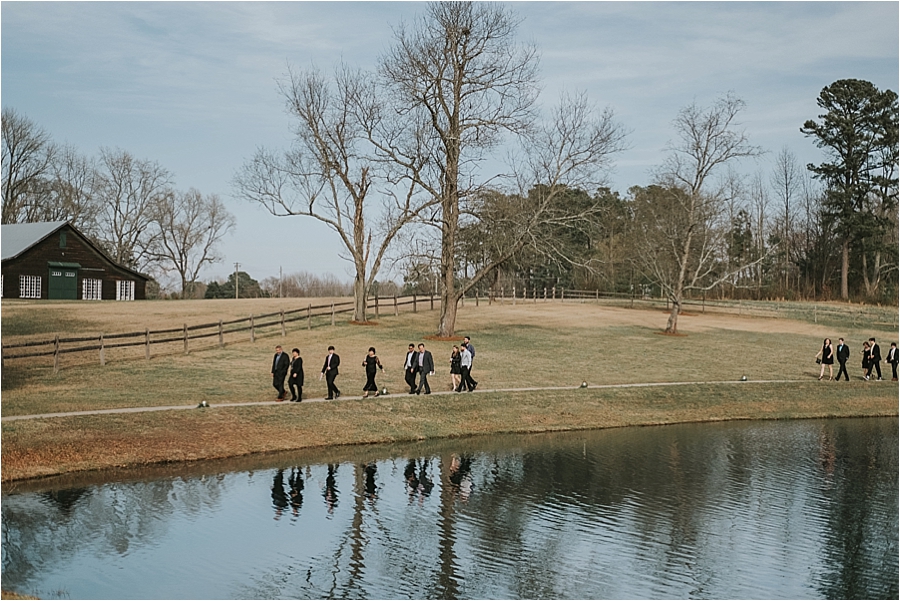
[816,337,898,382]
[269,337,479,402]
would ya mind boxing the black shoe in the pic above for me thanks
[424,391,431,395]
[471,383,477,391]
[335,391,341,398]
[325,396,334,400]
[290,397,297,402]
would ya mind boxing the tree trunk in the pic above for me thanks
[353,268,367,323]
[665,294,681,334]
[841,238,849,300]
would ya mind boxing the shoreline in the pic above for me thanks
[3,381,896,487]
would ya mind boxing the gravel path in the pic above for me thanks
[1,379,807,422]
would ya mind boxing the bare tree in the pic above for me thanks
[770,147,801,292]
[1,108,55,224]
[637,93,762,333]
[379,1,541,336]
[149,188,235,298]
[93,148,172,271]
[234,66,432,322]
[42,144,99,228]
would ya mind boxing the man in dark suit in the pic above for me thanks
[835,338,850,381]
[869,338,883,381]
[289,348,304,402]
[404,343,419,394]
[416,343,434,395]
[321,345,341,399]
[887,342,898,382]
[271,345,290,401]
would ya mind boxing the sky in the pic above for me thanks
[2,1,898,287]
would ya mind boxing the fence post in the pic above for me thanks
[813,304,817,323]
[99,333,105,366]
[308,304,312,330]
[544,287,547,301]
[595,289,599,301]
[145,328,151,360]
[702,292,705,314]
[534,287,537,303]
[53,334,59,374]
[561,288,564,301]
[413,294,417,313]
[183,323,189,354]
[476,290,479,307]
[394,294,398,316]
[250,315,255,342]
[512,286,516,305]
[218,320,224,347]
[281,310,286,336]
[501,287,505,303]
[631,285,634,308]
[375,295,380,319]
[430,294,434,310]
[331,303,335,326]
[552,286,556,300]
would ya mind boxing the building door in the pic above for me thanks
[48,263,79,299]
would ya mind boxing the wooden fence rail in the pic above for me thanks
[3,290,896,370]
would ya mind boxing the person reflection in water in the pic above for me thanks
[404,458,434,504]
[364,462,378,504]
[271,469,289,520]
[449,453,475,502]
[324,464,339,515]
[288,467,304,517]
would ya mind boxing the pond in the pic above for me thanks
[2,417,897,600]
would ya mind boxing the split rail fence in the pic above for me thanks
[3,287,895,372]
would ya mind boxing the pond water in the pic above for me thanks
[2,417,897,600]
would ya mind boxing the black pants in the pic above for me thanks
[836,361,849,381]
[273,373,287,398]
[417,371,431,394]
[872,360,882,379]
[457,366,475,391]
[325,371,340,398]
[288,376,302,400]
[892,362,898,380]
[405,368,418,393]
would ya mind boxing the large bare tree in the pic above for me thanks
[1,108,55,224]
[635,93,762,333]
[149,188,235,298]
[379,2,627,336]
[234,66,432,322]
[93,148,172,271]
[379,2,539,336]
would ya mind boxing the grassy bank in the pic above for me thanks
[2,299,897,483]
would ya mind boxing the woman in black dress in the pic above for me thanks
[362,347,384,397]
[449,346,462,391]
[817,338,834,380]
[861,341,872,380]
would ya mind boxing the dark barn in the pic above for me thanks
[1,221,149,300]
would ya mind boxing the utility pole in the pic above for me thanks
[234,262,240,300]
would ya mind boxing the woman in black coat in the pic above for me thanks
[362,347,384,397]
[289,348,304,402]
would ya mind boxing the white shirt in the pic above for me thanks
[460,347,472,368]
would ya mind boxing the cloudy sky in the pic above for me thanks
[2,1,897,286]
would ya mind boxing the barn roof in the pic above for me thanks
[1,221,149,281]
[1,221,68,261]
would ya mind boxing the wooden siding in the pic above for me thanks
[1,224,147,300]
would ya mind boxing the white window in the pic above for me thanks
[116,280,135,301]
[82,278,103,300]
[19,275,41,299]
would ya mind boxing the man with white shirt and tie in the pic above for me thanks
[403,343,418,394]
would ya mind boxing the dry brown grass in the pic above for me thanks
[2,298,897,483]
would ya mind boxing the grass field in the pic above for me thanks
[2,297,897,483]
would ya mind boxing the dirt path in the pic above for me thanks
[1,378,806,422]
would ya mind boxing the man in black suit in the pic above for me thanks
[271,345,290,401]
[869,337,883,381]
[404,343,419,394]
[835,338,850,381]
[416,343,434,395]
[289,348,304,402]
[887,342,899,381]
[322,345,341,399]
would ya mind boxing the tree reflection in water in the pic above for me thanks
[1,418,896,600]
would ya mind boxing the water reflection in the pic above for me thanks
[2,418,896,600]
